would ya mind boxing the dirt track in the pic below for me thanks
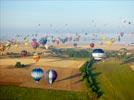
[0,58,87,91]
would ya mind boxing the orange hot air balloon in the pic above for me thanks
[33,53,40,63]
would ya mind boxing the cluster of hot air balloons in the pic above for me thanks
[31,68,57,84]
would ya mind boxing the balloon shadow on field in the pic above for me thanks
[56,73,81,82]
[23,63,35,67]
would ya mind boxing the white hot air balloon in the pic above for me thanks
[92,49,105,60]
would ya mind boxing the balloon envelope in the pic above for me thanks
[31,41,39,49]
[90,43,95,48]
[39,37,48,46]
[21,50,28,57]
[31,68,43,82]
[45,69,57,84]
[92,49,105,60]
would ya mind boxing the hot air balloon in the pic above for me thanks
[92,49,105,60]
[45,44,48,50]
[33,53,40,63]
[21,50,28,57]
[24,42,29,46]
[24,38,29,46]
[90,43,95,48]
[73,43,77,47]
[14,44,19,48]
[31,39,39,49]
[101,36,107,41]
[106,41,113,46]
[45,69,57,84]
[39,37,48,46]
[31,68,44,83]
[120,32,124,37]
[118,36,121,42]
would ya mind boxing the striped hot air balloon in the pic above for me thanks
[45,69,57,84]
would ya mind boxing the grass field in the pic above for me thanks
[94,60,134,100]
[0,85,89,100]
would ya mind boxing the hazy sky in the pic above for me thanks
[0,0,134,34]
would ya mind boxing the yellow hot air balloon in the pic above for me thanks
[24,42,29,46]
[24,39,29,46]
[107,41,113,46]
[101,36,107,41]
[14,44,19,48]
[33,53,40,63]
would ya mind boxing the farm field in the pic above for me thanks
[0,85,89,100]
[0,58,87,91]
[0,45,134,100]
[94,60,134,100]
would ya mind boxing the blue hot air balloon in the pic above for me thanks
[45,69,57,84]
[39,37,48,46]
[31,68,44,83]
[92,49,105,60]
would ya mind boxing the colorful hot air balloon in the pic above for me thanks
[31,68,43,83]
[92,49,105,60]
[33,53,40,63]
[39,37,48,46]
[31,39,39,49]
[45,69,57,84]
[90,43,95,48]
[21,50,28,57]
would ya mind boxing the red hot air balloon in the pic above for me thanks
[90,43,95,48]
[21,50,28,57]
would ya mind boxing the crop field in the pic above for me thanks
[94,60,134,100]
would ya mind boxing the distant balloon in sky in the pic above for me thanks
[33,53,40,63]
[31,39,39,49]
[39,37,48,46]
[31,68,44,83]
[45,69,57,84]
[120,32,124,37]
[90,43,95,48]
[101,36,107,41]
[128,21,131,24]
[92,49,105,60]
[85,33,88,35]
[106,41,113,46]
[21,50,28,57]
[118,36,121,42]
[73,43,77,47]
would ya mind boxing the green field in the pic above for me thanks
[0,85,89,100]
[94,60,134,100]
